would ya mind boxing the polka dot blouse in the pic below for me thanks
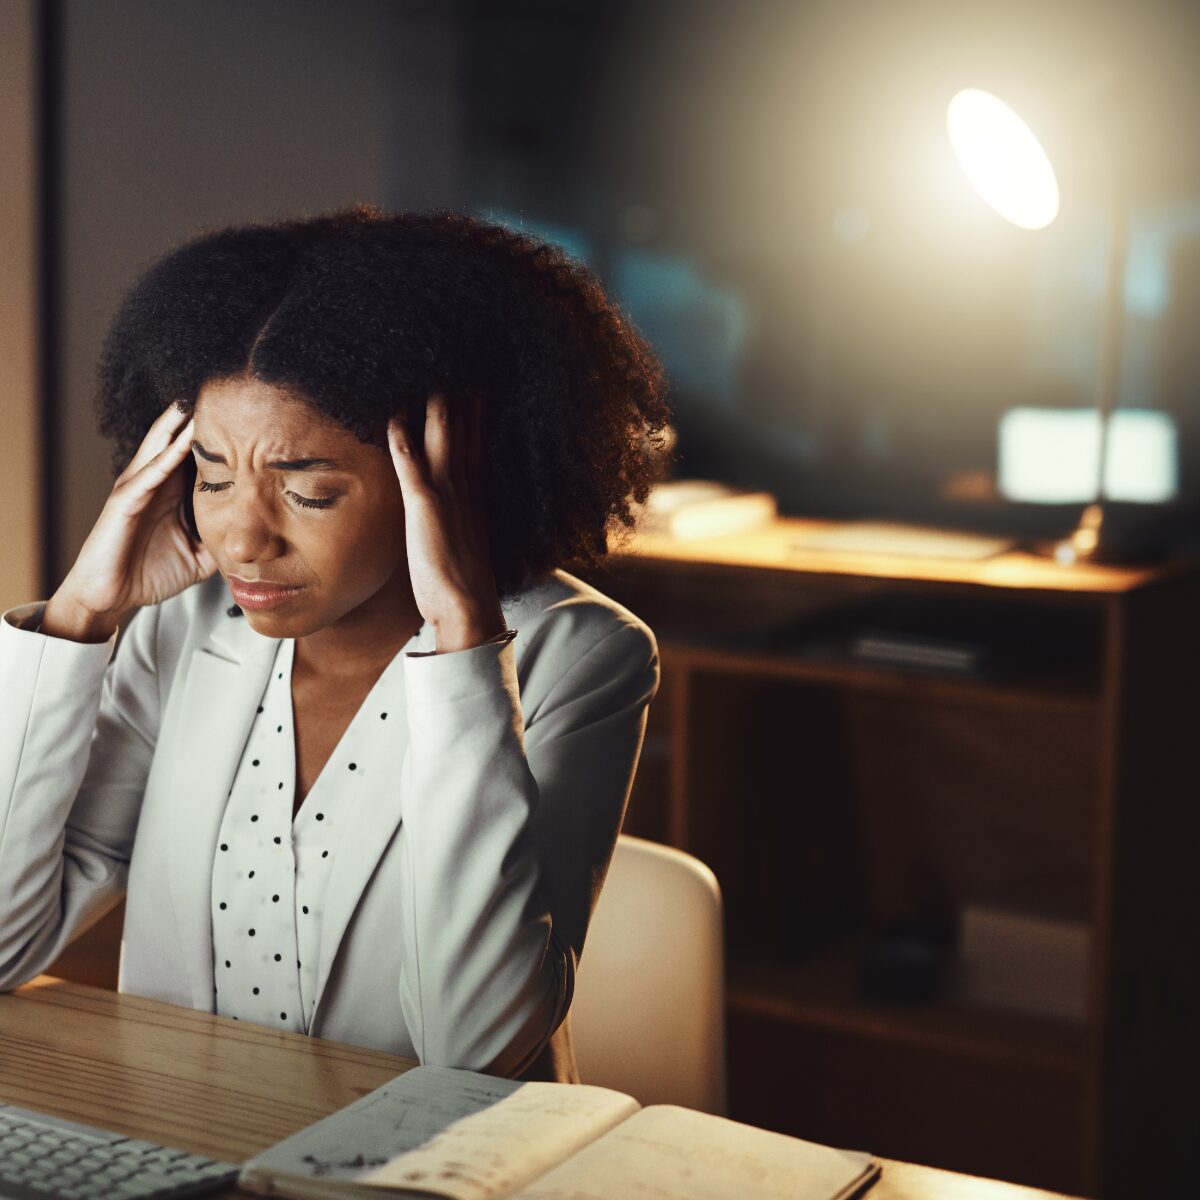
[210,635,405,1033]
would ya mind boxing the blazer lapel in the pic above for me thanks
[167,615,278,1013]
[308,640,420,1029]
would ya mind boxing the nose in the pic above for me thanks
[219,488,288,567]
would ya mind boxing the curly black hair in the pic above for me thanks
[96,204,672,597]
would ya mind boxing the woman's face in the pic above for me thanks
[190,375,408,640]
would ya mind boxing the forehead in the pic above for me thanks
[193,376,363,455]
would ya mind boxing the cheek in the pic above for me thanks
[318,509,405,588]
[190,497,213,543]
[190,493,236,549]
[350,522,404,581]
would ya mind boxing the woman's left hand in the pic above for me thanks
[387,392,506,653]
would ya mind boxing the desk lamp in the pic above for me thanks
[947,87,1126,565]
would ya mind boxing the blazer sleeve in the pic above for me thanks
[397,619,659,1076]
[0,601,161,990]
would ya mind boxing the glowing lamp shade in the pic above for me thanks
[947,89,1060,230]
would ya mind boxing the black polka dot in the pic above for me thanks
[233,1016,239,1020]
[225,960,231,968]
[248,870,255,879]
[277,782,283,790]
[302,905,309,914]
[380,712,388,720]
[253,987,259,995]
[274,953,282,962]
[280,1012,287,1020]
[257,705,263,713]
[274,836,281,845]
[321,850,329,858]
[277,672,282,680]
[272,894,280,903]
[248,928,256,937]
[252,759,260,767]
[251,814,258,822]
[219,902,227,910]
[348,763,357,771]
[220,843,228,852]
[277,724,282,732]
[297,959,301,968]
[315,813,324,821]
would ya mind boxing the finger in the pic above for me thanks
[466,390,485,475]
[423,392,452,486]
[387,416,430,497]
[466,391,487,526]
[123,417,195,503]
[122,401,191,480]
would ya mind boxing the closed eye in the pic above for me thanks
[195,479,338,510]
[287,491,337,510]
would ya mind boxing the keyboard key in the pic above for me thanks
[0,1101,239,1200]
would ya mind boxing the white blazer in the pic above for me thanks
[0,570,658,1082]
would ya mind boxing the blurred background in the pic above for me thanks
[5,0,1200,592]
[4,2,1200,1196]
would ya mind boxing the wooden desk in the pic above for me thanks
[0,977,1075,1199]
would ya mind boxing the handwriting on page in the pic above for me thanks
[509,1105,874,1200]
[359,1072,638,1200]
[242,1067,526,1185]
[297,1151,390,1178]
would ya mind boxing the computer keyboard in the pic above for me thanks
[0,1102,239,1199]
[790,521,1015,561]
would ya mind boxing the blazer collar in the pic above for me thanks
[167,613,276,1014]
[167,606,414,1021]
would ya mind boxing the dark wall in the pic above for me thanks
[54,0,465,584]
[51,0,1200,574]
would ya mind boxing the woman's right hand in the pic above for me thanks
[43,403,218,643]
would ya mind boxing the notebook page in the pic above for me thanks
[240,1066,638,1200]
[509,1104,877,1200]
[358,1074,639,1200]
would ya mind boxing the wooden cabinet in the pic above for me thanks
[585,519,1200,1199]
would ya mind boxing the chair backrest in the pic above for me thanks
[569,834,726,1115]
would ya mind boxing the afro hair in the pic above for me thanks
[96,205,672,597]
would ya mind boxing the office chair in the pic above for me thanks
[570,834,727,1115]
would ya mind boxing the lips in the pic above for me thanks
[227,576,304,611]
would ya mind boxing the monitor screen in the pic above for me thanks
[998,407,1179,504]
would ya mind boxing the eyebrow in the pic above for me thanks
[192,441,344,472]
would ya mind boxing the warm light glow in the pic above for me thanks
[998,407,1179,504]
[947,89,1060,230]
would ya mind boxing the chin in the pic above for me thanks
[238,600,324,640]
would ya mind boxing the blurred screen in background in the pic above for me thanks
[45,0,1200,574]
[456,0,1200,550]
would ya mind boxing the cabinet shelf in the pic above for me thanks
[590,532,1200,1196]
[660,642,1100,717]
[727,951,1086,1079]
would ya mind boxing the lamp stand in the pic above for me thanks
[1050,194,1128,565]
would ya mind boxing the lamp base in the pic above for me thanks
[1048,502,1104,566]
[1034,501,1170,566]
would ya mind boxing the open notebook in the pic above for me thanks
[238,1066,879,1200]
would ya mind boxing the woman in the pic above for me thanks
[0,206,670,1083]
